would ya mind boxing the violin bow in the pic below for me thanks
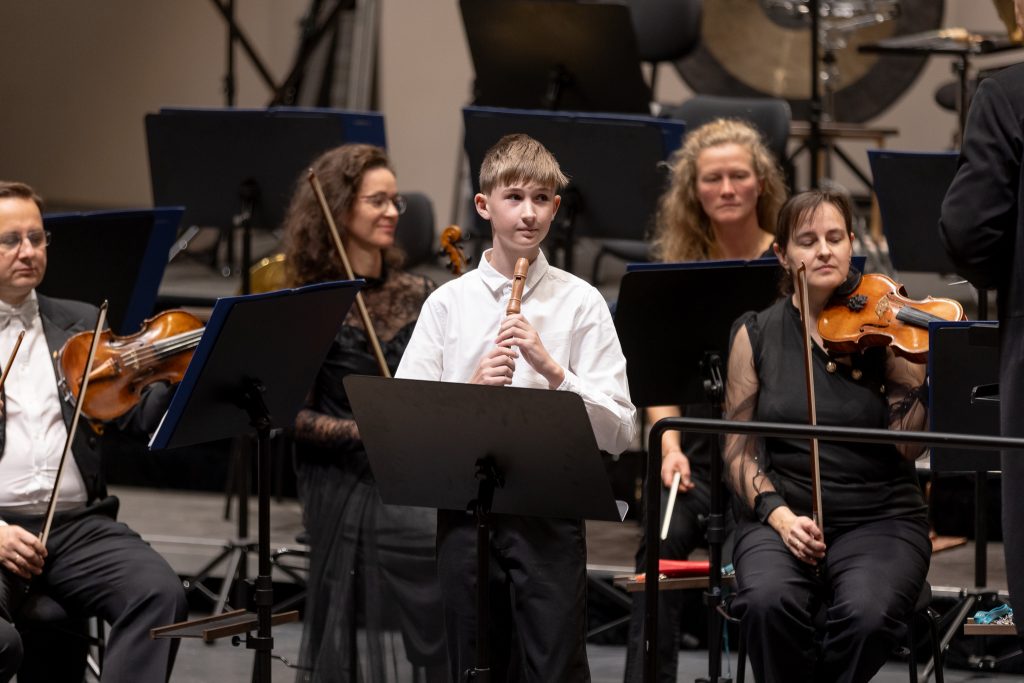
[40,301,108,546]
[0,330,26,393]
[796,263,824,535]
[307,169,391,378]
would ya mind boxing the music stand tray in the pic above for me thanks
[460,0,651,114]
[345,375,626,680]
[463,106,683,272]
[148,279,362,683]
[40,207,182,335]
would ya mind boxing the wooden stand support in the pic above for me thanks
[150,609,299,643]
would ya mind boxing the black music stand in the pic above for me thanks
[148,279,361,683]
[928,320,1005,677]
[460,0,651,114]
[462,106,683,273]
[868,151,960,275]
[146,106,385,292]
[40,207,182,335]
[344,375,627,683]
[616,259,781,683]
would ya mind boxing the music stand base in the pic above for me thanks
[182,539,256,613]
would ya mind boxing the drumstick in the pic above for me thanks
[660,471,682,540]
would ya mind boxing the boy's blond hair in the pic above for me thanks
[479,134,569,194]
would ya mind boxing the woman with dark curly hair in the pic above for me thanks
[283,144,447,682]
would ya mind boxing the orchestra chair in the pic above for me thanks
[670,94,792,165]
[726,580,944,683]
[618,0,703,95]
[395,191,438,269]
[16,592,104,681]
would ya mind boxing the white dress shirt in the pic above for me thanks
[397,249,637,454]
[0,290,88,515]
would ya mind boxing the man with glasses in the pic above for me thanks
[0,181,187,682]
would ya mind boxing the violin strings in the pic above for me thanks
[117,329,204,369]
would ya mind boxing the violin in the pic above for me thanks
[439,225,470,276]
[818,272,965,363]
[58,309,204,421]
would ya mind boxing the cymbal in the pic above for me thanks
[676,0,944,123]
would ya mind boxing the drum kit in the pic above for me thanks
[676,0,943,123]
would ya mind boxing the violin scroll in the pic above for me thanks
[439,225,470,276]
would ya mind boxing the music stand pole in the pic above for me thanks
[239,379,274,682]
[470,457,503,682]
[224,0,236,106]
[809,0,822,189]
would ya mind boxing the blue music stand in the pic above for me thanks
[40,207,182,335]
[148,279,361,683]
[462,106,684,274]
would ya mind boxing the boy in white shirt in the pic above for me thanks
[397,134,636,681]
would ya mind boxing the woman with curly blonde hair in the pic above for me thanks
[651,118,786,263]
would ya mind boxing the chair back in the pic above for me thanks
[675,95,792,165]
[396,192,437,269]
[620,0,703,64]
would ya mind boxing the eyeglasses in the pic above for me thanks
[360,193,407,215]
[0,230,51,252]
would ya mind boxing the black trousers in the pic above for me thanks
[436,510,590,683]
[729,515,930,683]
[623,472,728,683]
[0,500,188,683]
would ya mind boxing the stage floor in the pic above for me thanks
[110,485,1019,682]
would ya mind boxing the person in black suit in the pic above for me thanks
[0,180,187,682]
[939,0,1024,640]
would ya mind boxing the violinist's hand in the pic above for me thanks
[661,449,696,493]
[496,314,565,388]
[768,507,825,566]
[469,346,518,386]
[0,524,46,579]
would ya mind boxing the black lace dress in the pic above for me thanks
[294,268,447,683]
